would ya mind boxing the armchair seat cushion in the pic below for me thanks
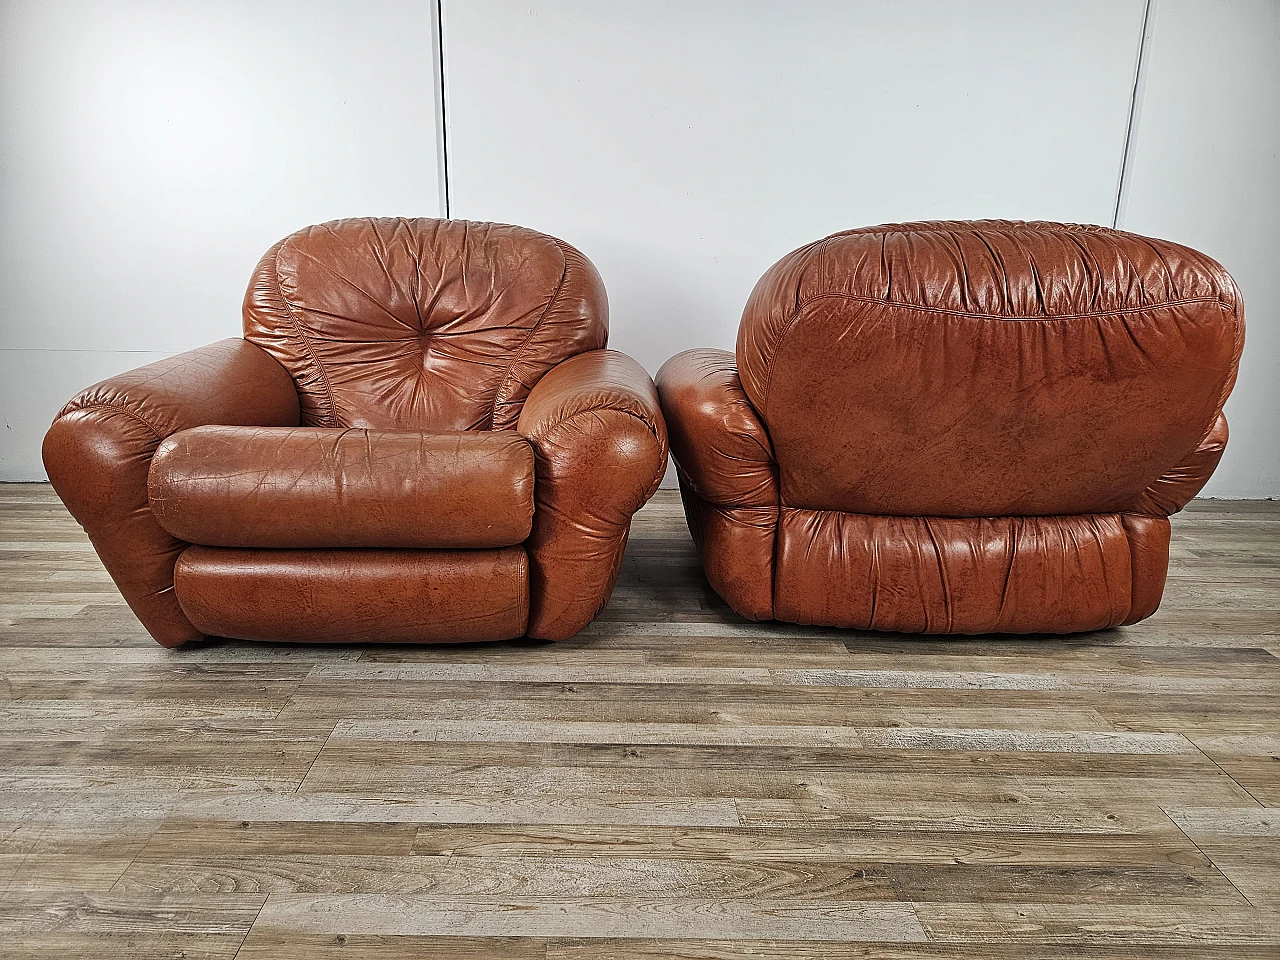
[148,426,534,549]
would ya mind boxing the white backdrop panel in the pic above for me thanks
[443,0,1146,373]
[1118,0,1280,498]
[0,0,443,479]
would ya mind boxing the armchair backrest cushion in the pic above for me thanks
[244,218,607,431]
[735,220,1243,517]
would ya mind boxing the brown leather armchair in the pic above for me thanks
[44,218,668,647]
[658,221,1243,634]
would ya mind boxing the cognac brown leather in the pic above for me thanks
[1131,413,1229,517]
[45,217,665,647]
[43,340,301,647]
[244,218,607,431]
[174,547,528,643]
[655,348,778,620]
[775,510,1136,634]
[737,222,1242,517]
[677,483,777,622]
[659,220,1243,634]
[149,427,534,548]
[518,349,669,639]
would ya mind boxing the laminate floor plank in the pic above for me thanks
[1164,806,1280,906]
[408,821,1213,867]
[274,686,1121,731]
[235,934,548,960]
[248,893,929,942]
[914,902,1280,946]
[0,484,1276,958]
[0,892,263,956]
[544,943,1280,960]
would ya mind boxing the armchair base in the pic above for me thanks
[174,546,529,644]
[772,507,1171,635]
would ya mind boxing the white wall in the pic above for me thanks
[0,0,443,479]
[441,0,1146,374]
[3,0,1277,497]
[1117,0,1280,498]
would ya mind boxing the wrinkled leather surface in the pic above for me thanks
[1121,514,1171,625]
[775,509,1137,634]
[149,427,534,548]
[518,350,668,640]
[737,221,1243,517]
[1133,413,1229,516]
[244,218,607,431]
[175,546,528,643]
[42,340,300,646]
[45,219,659,647]
[677,476,776,621]
[655,348,778,620]
[668,221,1241,634]
[655,349,777,508]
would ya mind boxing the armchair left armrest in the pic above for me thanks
[43,339,300,646]
[518,349,668,640]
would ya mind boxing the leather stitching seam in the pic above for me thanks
[758,238,835,419]
[490,239,573,429]
[782,291,1233,325]
[272,244,340,427]
[59,402,164,442]
[533,406,665,457]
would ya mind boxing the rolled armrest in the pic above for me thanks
[1131,412,1228,516]
[517,349,668,640]
[656,348,778,621]
[42,339,300,646]
[655,348,777,507]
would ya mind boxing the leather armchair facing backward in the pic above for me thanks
[658,221,1243,634]
[44,218,668,647]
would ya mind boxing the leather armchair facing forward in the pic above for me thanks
[658,221,1243,634]
[44,218,667,647]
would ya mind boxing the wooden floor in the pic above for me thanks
[1,484,1278,958]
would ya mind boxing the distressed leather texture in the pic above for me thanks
[244,218,607,431]
[518,350,670,640]
[42,340,301,647]
[775,510,1137,634]
[676,482,777,623]
[149,427,534,549]
[661,220,1243,634]
[175,547,528,643]
[655,348,777,620]
[45,217,664,647]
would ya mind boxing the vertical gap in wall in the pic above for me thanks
[433,0,452,218]
[1113,0,1154,228]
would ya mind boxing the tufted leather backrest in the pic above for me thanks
[243,218,608,431]
[737,220,1244,517]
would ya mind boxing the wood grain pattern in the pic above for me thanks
[2,484,1278,957]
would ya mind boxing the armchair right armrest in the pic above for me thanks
[656,348,778,620]
[518,349,668,641]
[43,339,300,646]
[1131,412,1229,517]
